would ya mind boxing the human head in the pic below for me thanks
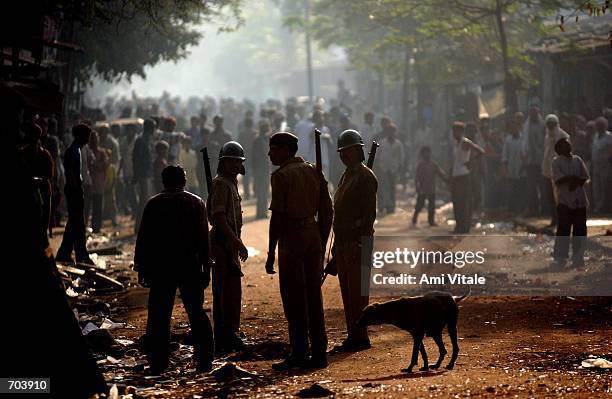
[244,117,254,130]
[163,117,176,133]
[23,122,42,144]
[89,130,99,148]
[574,115,586,131]
[585,120,596,136]
[162,165,186,189]
[545,114,559,130]
[72,123,92,147]
[258,119,271,135]
[340,114,350,129]
[97,123,110,141]
[514,112,525,127]
[190,116,200,129]
[554,138,571,156]
[155,140,169,157]
[125,124,137,141]
[337,129,365,166]
[364,111,374,125]
[110,123,121,139]
[380,116,391,130]
[420,145,432,160]
[452,121,465,141]
[268,132,298,166]
[384,123,398,139]
[595,116,609,133]
[213,115,223,128]
[143,118,156,137]
[528,102,541,120]
[312,110,323,126]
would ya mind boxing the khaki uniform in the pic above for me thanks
[333,163,377,342]
[270,156,330,357]
[209,175,243,343]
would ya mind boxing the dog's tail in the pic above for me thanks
[453,286,471,303]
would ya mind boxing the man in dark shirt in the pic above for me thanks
[56,124,94,264]
[134,165,213,373]
[133,118,156,234]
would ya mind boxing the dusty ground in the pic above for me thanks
[50,194,612,398]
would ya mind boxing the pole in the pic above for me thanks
[304,0,314,102]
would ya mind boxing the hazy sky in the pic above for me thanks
[85,0,346,106]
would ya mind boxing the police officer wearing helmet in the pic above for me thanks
[209,141,249,354]
[332,129,377,352]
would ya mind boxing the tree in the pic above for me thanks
[287,0,592,116]
[66,0,244,82]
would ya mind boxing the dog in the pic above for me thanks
[357,290,469,373]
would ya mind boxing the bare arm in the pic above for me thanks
[213,212,247,261]
[265,211,285,274]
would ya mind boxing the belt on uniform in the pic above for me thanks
[286,216,317,229]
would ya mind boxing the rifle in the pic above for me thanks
[200,147,213,198]
[366,141,379,169]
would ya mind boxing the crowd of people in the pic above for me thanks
[10,78,611,394]
[440,104,612,234]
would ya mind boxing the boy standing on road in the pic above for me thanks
[551,138,589,268]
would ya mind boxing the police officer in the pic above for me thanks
[332,130,377,352]
[135,165,213,373]
[265,132,333,370]
[209,141,249,354]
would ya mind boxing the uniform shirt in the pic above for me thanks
[502,134,523,179]
[270,156,320,219]
[209,175,242,233]
[134,188,209,279]
[452,137,472,177]
[552,154,589,209]
[415,159,443,194]
[333,163,377,242]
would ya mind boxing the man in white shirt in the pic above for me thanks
[590,117,612,213]
[501,120,524,213]
[450,122,485,234]
[551,138,589,267]
[294,114,315,163]
[360,111,376,147]
[542,114,570,227]
[377,123,404,214]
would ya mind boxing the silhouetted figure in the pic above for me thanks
[20,122,54,244]
[56,124,95,264]
[135,165,214,374]
[133,118,156,233]
[5,99,106,398]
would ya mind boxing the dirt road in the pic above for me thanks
[51,198,612,398]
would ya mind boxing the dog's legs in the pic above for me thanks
[401,333,423,373]
[418,342,429,371]
[430,334,447,369]
[446,324,459,370]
